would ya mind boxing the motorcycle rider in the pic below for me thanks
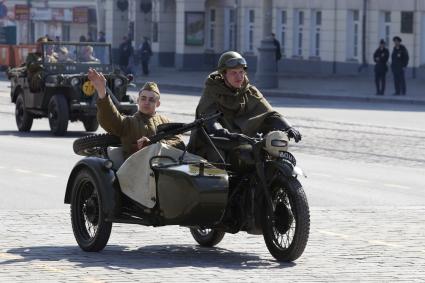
[189,51,301,159]
[87,68,184,159]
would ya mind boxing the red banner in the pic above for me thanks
[14,4,29,21]
[73,7,88,23]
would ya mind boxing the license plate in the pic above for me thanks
[279,151,296,166]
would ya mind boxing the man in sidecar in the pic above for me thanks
[189,51,301,160]
[88,68,184,160]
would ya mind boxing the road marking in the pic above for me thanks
[14,168,31,174]
[368,240,401,248]
[317,230,351,239]
[38,173,57,178]
[383,183,411,190]
[0,252,22,260]
[344,177,369,183]
[310,173,332,178]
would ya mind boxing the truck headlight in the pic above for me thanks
[71,77,80,86]
[114,78,123,87]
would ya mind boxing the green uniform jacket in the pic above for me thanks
[97,96,184,159]
[196,71,280,136]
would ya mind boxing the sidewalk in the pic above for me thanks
[134,67,425,105]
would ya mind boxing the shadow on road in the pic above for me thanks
[0,130,91,138]
[3,245,295,269]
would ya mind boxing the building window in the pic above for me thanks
[401,11,414,34]
[224,8,236,50]
[382,11,391,46]
[310,10,321,57]
[244,9,255,52]
[207,9,215,49]
[293,10,304,57]
[277,10,287,56]
[347,10,360,60]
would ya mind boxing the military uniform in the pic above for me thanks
[373,46,389,95]
[391,44,409,95]
[25,52,44,92]
[97,96,184,159]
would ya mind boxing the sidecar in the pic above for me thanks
[64,133,229,252]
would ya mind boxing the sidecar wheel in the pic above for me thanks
[262,177,310,262]
[70,168,112,252]
[190,228,225,247]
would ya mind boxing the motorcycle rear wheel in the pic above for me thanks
[262,177,310,262]
[70,168,112,252]
[190,228,225,247]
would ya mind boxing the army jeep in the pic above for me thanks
[7,42,137,136]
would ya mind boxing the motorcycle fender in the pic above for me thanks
[265,160,294,180]
[64,157,119,219]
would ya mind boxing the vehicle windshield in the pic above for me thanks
[42,43,111,65]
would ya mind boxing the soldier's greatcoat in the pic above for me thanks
[97,96,184,159]
[196,71,280,137]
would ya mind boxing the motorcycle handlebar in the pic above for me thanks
[148,112,223,144]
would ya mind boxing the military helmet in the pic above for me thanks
[217,51,247,73]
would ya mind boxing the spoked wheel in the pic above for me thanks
[70,168,112,252]
[262,177,310,262]
[15,93,33,132]
[190,227,225,247]
[48,95,69,136]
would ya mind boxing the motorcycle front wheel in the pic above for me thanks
[190,227,225,247]
[262,177,310,262]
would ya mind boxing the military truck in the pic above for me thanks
[7,42,137,136]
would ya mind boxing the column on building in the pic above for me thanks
[132,0,152,51]
[105,0,129,64]
[150,0,177,67]
[174,0,207,70]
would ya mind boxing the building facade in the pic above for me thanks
[2,0,425,78]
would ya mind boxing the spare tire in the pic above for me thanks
[73,133,121,156]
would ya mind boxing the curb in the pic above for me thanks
[140,82,425,106]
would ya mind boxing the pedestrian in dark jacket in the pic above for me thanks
[119,36,133,74]
[373,39,389,95]
[139,37,153,75]
[391,36,409,95]
[271,33,282,71]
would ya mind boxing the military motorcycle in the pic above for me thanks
[65,112,310,262]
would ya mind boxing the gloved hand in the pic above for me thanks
[214,128,239,140]
[287,127,302,143]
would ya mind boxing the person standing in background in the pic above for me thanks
[271,33,282,71]
[373,39,389,95]
[139,37,153,76]
[391,36,409,95]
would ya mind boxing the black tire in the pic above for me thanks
[190,227,225,247]
[82,117,99,132]
[15,93,33,132]
[48,95,69,136]
[70,168,112,252]
[73,133,121,156]
[262,177,310,262]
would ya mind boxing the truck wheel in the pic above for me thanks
[48,95,69,136]
[82,117,99,132]
[190,227,225,247]
[15,93,33,132]
[73,133,121,156]
[70,168,112,252]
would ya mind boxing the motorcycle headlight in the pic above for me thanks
[114,78,123,87]
[71,77,80,86]
[271,140,288,147]
[264,131,289,157]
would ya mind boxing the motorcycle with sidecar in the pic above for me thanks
[64,112,310,262]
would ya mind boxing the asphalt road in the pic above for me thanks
[1,80,425,281]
